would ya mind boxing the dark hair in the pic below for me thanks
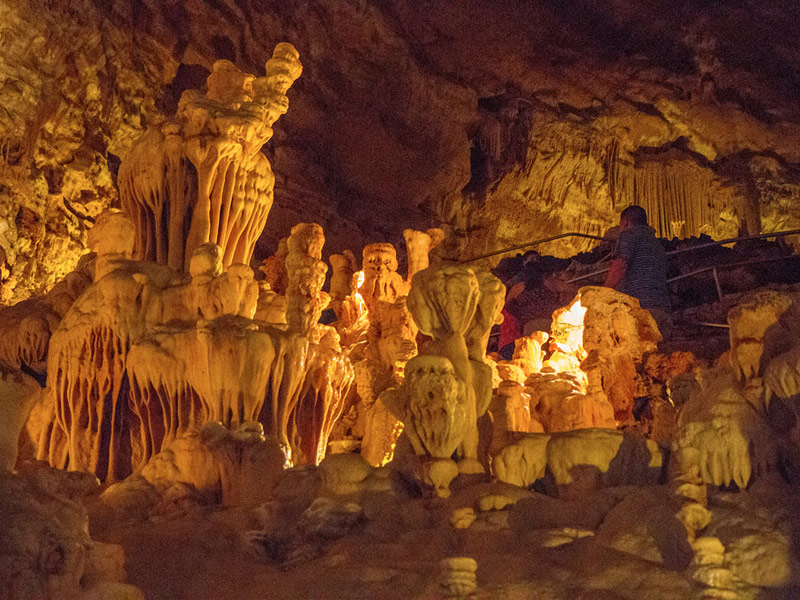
[620,205,648,226]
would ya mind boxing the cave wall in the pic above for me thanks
[2,0,800,303]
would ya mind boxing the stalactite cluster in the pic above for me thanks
[634,156,737,239]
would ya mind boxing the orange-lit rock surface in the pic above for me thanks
[119,46,302,270]
[4,4,800,599]
[4,2,800,302]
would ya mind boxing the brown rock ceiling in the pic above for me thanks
[2,0,800,302]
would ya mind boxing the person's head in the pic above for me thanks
[620,205,648,230]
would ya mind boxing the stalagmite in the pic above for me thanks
[39,210,164,482]
[285,223,329,335]
[403,228,444,282]
[383,263,504,491]
[352,242,416,466]
[118,44,302,271]
[572,286,660,424]
[279,223,354,465]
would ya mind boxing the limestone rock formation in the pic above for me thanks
[569,286,661,424]
[351,241,417,466]
[0,463,142,600]
[727,290,798,389]
[0,364,40,472]
[383,263,503,491]
[673,366,777,489]
[5,2,800,305]
[119,45,302,271]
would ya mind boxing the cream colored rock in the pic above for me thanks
[402,264,504,474]
[140,431,220,494]
[676,502,712,533]
[502,331,549,378]
[201,422,287,506]
[259,237,289,295]
[0,363,40,471]
[451,507,477,529]
[492,433,550,488]
[141,422,287,507]
[382,355,467,460]
[329,251,358,304]
[119,44,302,271]
[331,268,369,347]
[477,493,516,512]
[727,291,797,386]
[763,339,800,406]
[439,557,477,599]
[691,537,726,567]
[36,215,350,480]
[354,242,416,466]
[527,371,614,432]
[565,286,660,424]
[673,366,777,488]
[254,281,288,324]
[421,457,460,499]
[0,263,91,374]
[403,228,444,282]
[546,428,662,497]
[488,380,543,455]
[285,223,329,335]
[360,243,409,308]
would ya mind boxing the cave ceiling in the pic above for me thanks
[1,0,800,302]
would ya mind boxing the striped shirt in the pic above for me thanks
[615,224,670,310]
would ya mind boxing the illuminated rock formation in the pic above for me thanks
[25,43,352,480]
[727,290,798,391]
[565,286,661,424]
[285,222,329,335]
[492,429,662,495]
[492,433,550,488]
[259,237,289,295]
[671,293,800,490]
[352,242,416,466]
[673,366,777,489]
[329,251,358,306]
[383,263,504,489]
[118,44,302,271]
[329,253,368,347]
[403,228,444,282]
[546,429,662,498]
[0,269,91,374]
[0,364,40,472]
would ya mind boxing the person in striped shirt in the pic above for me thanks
[604,205,672,338]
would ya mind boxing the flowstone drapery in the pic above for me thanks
[21,44,351,481]
[118,45,302,271]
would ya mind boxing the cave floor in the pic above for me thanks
[87,474,800,600]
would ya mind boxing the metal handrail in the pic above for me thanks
[460,232,607,263]
[565,228,800,284]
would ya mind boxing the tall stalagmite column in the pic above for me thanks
[119,44,302,271]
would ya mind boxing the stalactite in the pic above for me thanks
[633,158,733,239]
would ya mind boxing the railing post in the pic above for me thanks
[712,267,724,302]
